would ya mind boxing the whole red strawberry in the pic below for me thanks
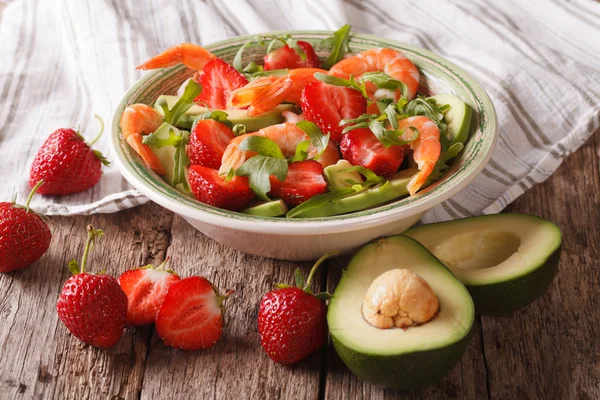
[56,225,127,348]
[155,276,234,350]
[118,258,181,326]
[258,251,337,364]
[0,181,51,273]
[30,116,109,196]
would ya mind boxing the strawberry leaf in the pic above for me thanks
[156,79,202,125]
[68,259,80,275]
[315,292,332,301]
[320,24,351,70]
[235,155,288,201]
[92,150,110,166]
[294,268,305,288]
[296,121,330,160]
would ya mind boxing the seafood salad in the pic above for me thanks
[121,25,472,218]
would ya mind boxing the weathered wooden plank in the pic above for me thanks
[481,131,600,399]
[322,256,489,399]
[139,215,323,400]
[0,203,173,400]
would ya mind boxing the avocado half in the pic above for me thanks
[404,213,562,315]
[328,236,474,390]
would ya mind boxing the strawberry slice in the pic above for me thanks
[188,165,255,211]
[195,59,248,109]
[264,41,321,70]
[188,119,235,169]
[117,261,181,326]
[155,276,234,350]
[269,160,327,206]
[300,81,367,143]
[340,128,407,178]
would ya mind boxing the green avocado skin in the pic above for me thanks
[468,245,562,315]
[330,328,473,391]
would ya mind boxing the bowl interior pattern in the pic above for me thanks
[111,31,496,226]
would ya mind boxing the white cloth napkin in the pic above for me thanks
[1,0,598,222]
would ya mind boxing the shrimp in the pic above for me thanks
[136,43,216,71]
[120,104,165,175]
[228,68,327,116]
[397,116,441,195]
[329,48,420,100]
[218,122,340,174]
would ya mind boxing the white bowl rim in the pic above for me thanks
[110,30,498,235]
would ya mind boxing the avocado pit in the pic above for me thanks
[362,269,439,329]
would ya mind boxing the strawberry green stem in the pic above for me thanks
[25,180,44,212]
[217,289,235,307]
[157,256,171,270]
[89,115,105,146]
[303,250,339,292]
[79,224,104,274]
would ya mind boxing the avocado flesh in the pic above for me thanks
[155,95,294,131]
[429,93,472,146]
[292,168,417,218]
[404,213,562,315]
[328,236,474,390]
[241,200,288,217]
[324,160,364,189]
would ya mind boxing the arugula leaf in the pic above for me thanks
[402,96,449,151]
[242,61,264,76]
[233,40,253,72]
[286,187,360,218]
[236,156,288,201]
[430,142,464,180]
[155,79,202,125]
[369,120,419,147]
[291,140,310,162]
[193,110,233,128]
[172,131,191,191]
[296,121,330,160]
[320,24,351,69]
[314,73,368,98]
[239,136,285,159]
[339,166,385,185]
[284,37,307,60]
[232,124,247,136]
[361,71,408,100]
[142,122,185,148]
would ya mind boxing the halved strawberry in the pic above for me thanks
[188,120,235,169]
[195,59,248,109]
[155,276,234,350]
[117,260,181,326]
[300,81,367,143]
[340,128,407,178]
[264,41,321,70]
[188,165,255,211]
[269,160,327,206]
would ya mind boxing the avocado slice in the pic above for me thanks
[241,200,288,217]
[324,160,364,189]
[430,93,473,145]
[404,213,562,315]
[147,123,179,186]
[155,95,295,131]
[289,168,416,218]
[328,235,474,390]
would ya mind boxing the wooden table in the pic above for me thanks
[0,128,597,399]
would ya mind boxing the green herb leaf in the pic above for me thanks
[402,96,449,151]
[369,120,419,147]
[68,259,80,275]
[224,168,235,182]
[156,79,202,125]
[339,166,386,185]
[286,187,361,218]
[194,110,233,128]
[296,121,330,160]
[360,71,408,100]
[430,142,464,180]
[320,24,351,69]
[232,124,247,136]
[266,38,280,54]
[294,268,305,288]
[314,73,368,98]
[236,155,288,201]
[92,150,111,166]
[239,136,285,159]
[172,131,191,191]
[142,123,185,148]
[233,40,253,72]
[291,140,310,162]
[315,292,332,301]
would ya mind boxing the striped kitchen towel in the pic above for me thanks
[0,0,598,222]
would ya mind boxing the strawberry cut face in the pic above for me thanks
[188,165,255,211]
[301,81,367,143]
[188,120,235,169]
[194,59,248,109]
[264,41,321,70]
[269,160,327,206]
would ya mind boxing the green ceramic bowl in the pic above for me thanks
[110,30,497,261]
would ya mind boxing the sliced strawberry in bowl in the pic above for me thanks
[300,81,367,143]
[340,128,407,178]
[188,165,255,211]
[195,59,248,109]
[269,160,327,206]
[155,276,234,350]
[264,41,321,70]
[188,119,235,169]
[118,259,181,326]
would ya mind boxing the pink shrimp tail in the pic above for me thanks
[136,43,215,71]
[228,76,293,116]
[407,161,435,196]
